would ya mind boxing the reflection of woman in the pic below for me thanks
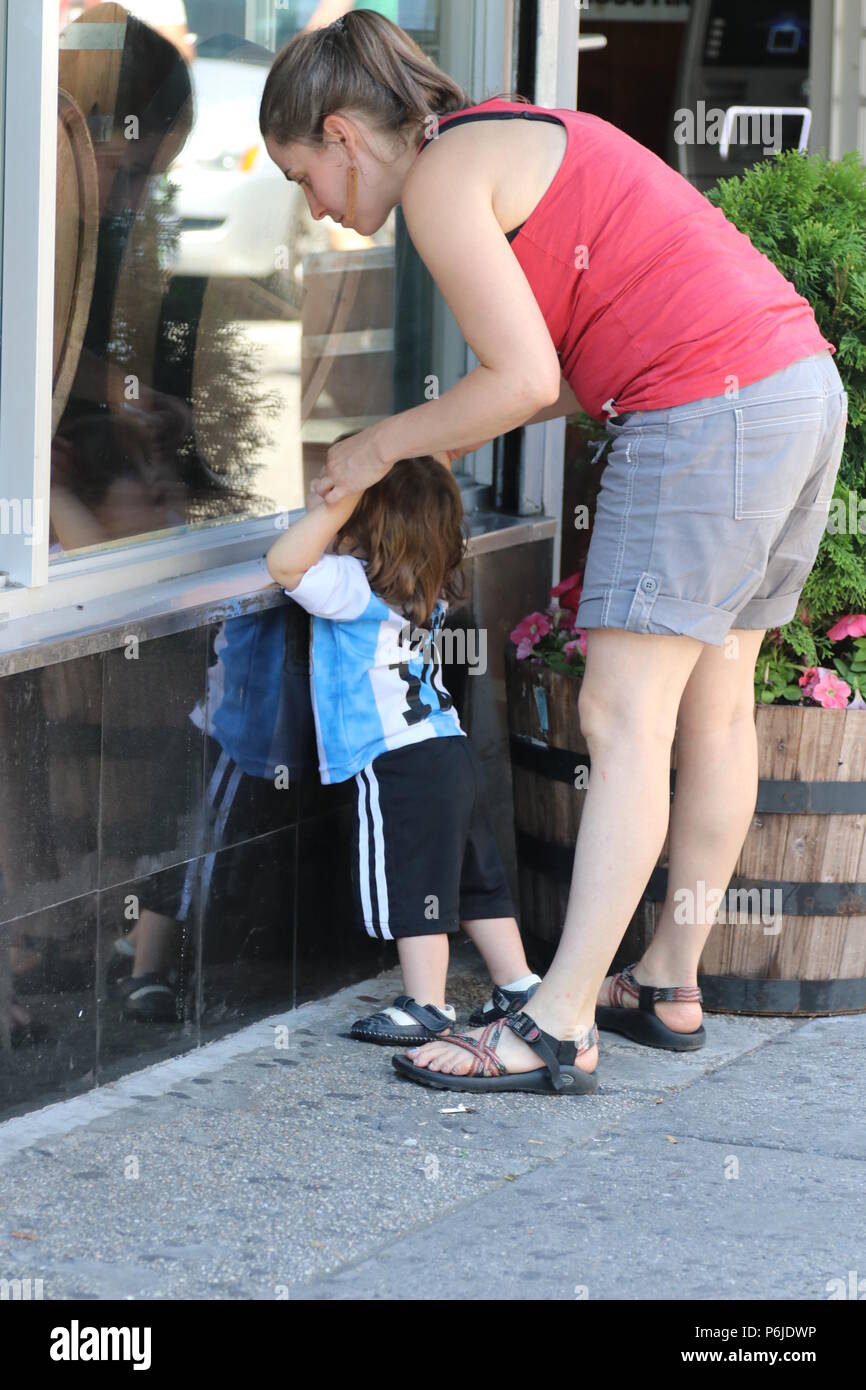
[259,12,845,1094]
[60,0,195,63]
[55,2,266,550]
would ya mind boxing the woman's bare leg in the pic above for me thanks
[410,627,704,1075]
[598,627,766,1030]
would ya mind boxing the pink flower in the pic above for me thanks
[799,666,820,694]
[551,571,583,613]
[515,638,534,660]
[511,612,551,652]
[569,628,587,657]
[811,673,852,708]
[768,628,783,647]
[827,614,866,641]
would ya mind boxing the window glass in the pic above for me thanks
[52,1,472,559]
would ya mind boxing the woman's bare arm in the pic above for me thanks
[442,378,586,465]
[369,135,562,469]
[524,376,585,425]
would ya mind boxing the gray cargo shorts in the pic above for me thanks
[575,351,848,646]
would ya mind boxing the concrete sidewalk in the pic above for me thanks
[0,941,863,1301]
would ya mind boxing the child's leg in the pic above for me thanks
[397,933,450,1009]
[457,741,537,994]
[461,917,533,988]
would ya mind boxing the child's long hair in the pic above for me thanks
[332,443,468,629]
[260,9,473,152]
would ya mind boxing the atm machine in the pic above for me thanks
[668,0,813,189]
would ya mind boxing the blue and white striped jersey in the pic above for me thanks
[286,553,464,783]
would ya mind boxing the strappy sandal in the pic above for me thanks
[350,995,456,1046]
[595,963,706,1051]
[468,978,541,1026]
[391,1010,599,1095]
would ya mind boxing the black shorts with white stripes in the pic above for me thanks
[350,734,516,940]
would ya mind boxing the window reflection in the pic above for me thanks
[52,1,457,558]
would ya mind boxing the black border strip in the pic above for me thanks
[509,733,866,813]
[699,974,866,1014]
[514,828,866,915]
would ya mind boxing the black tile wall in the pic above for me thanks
[96,865,201,1086]
[0,655,102,924]
[100,627,207,888]
[0,541,545,1119]
[199,824,295,1036]
[0,893,98,1121]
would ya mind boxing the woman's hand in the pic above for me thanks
[312,427,392,505]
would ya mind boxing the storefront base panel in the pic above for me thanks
[0,528,552,1120]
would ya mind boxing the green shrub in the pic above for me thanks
[706,150,866,699]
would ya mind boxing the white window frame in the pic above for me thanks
[0,0,561,637]
[1,0,58,596]
[519,0,580,584]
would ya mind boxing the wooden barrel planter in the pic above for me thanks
[53,89,99,436]
[505,644,866,1016]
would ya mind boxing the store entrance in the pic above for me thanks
[578,2,690,163]
[578,1,813,185]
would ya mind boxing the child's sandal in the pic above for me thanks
[349,995,456,1046]
[468,977,541,1026]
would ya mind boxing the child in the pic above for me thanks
[265,444,540,1046]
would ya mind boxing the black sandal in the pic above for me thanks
[391,1010,599,1095]
[596,963,706,1051]
[350,995,455,1046]
[468,978,541,1026]
[115,973,178,1023]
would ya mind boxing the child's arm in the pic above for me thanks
[265,484,363,592]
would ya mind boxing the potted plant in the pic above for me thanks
[505,150,866,1014]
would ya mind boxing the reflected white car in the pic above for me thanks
[166,55,300,278]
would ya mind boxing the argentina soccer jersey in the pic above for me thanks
[286,551,464,785]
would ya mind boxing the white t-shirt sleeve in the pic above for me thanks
[285,554,373,621]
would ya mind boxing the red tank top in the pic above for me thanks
[416,99,834,422]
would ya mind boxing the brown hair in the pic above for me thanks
[259,9,474,153]
[332,445,468,628]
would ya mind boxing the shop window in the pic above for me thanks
[51,0,473,560]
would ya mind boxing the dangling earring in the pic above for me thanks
[345,164,357,225]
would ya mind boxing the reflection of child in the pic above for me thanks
[111,602,315,1022]
[265,445,540,1046]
